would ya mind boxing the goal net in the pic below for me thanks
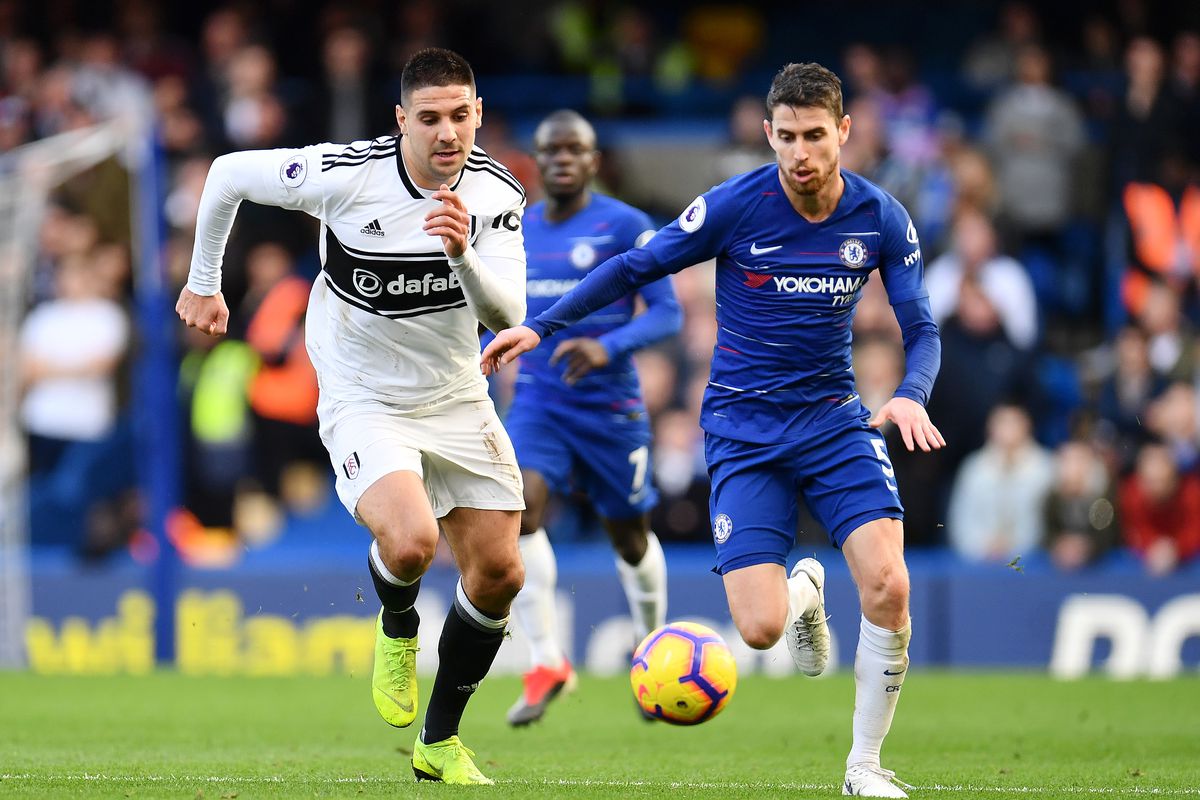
[0,119,153,667]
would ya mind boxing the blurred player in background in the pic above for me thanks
[483,63,943,798]
[177,48,527,785]
[504,110,682,726]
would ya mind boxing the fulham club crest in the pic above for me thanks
[343,452,361,480]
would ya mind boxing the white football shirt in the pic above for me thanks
[187,135,526,412]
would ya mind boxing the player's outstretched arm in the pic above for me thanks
[176,287,230,337]
[869,397,946,452]
[480,325,541,376]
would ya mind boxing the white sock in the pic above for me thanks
[615,531,667,642]
[513,528,564,669]
[848,615,911,767]
[786,567,819,622]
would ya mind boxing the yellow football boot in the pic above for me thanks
[371,610,419,728]
[411,735,494,785]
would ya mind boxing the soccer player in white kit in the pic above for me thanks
[177,48,527,785]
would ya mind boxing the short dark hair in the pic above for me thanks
[765,62,843,121]
[400,47,475,105]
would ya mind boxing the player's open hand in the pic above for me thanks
[426,184,470,258]
[481,325,542,375]
[549,338,610,385]
[175,287,229,337]
[868,396,946,452]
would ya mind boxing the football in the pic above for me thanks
[630,621,738,725]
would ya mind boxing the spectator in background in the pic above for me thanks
[1042,440,1118,571]
[385,0,442,72]
[241,243,325,524]
[1110,38,1180,190]
[1144,381,1200,473]
[711,95,775,184]
[31,65,80,139]
[1119,440,1200,575]
[839,96,921,212]
[1071,15,1124,124]
[20,256,127,474]
[72,32,154,129]
[220,45,288,149]
[116,0,194,84]
[3,37,43,110]
[1118,153,1200,323]
[1136,281,1194,381]
[962,1,1042,93]
[926,208,1039,351]
[303,25,393,144]
[1093,324,1166,469]
[190,7,249,145]
[983,44,1085,247]
[926,276,1030,474]
[177,326,258,534]
[843,43,938,172]
[1170,31,1200,168]
[21,255,132,552]
[948,146,999,220]
[948,403,1055,563]
[875,47,939,170]
[31,206,99,303]
[154,74,205,159]
[0,94,29,154]
[909,140,1002,258]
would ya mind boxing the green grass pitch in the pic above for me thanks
[1,671,1196,799]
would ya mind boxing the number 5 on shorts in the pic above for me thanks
[871,438,899,494]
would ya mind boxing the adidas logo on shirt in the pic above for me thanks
[359,219,385,236]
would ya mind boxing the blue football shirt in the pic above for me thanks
[518,193,680,410]
[526,167,939,444]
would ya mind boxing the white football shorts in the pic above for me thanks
[320,397,524,521]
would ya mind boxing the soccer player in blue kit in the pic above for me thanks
[504,110,682,725]
[483,63,943,798]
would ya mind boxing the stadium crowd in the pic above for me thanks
[5,0,1200,575]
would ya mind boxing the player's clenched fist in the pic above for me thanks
[480,325,542,375]
[176,287,230,337]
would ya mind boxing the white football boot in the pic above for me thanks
[843,763,912,798]
[785,557,830,676]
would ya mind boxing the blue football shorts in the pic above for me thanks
[705,399,903,574]
[505,399,658,520]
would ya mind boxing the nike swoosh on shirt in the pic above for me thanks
[749,242,782,255]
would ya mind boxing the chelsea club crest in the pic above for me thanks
[839,238,868,268]
[570,242,596,269]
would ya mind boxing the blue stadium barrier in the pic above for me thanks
[23,542,1200,678]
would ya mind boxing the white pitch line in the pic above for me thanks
[0,774,1195,795]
